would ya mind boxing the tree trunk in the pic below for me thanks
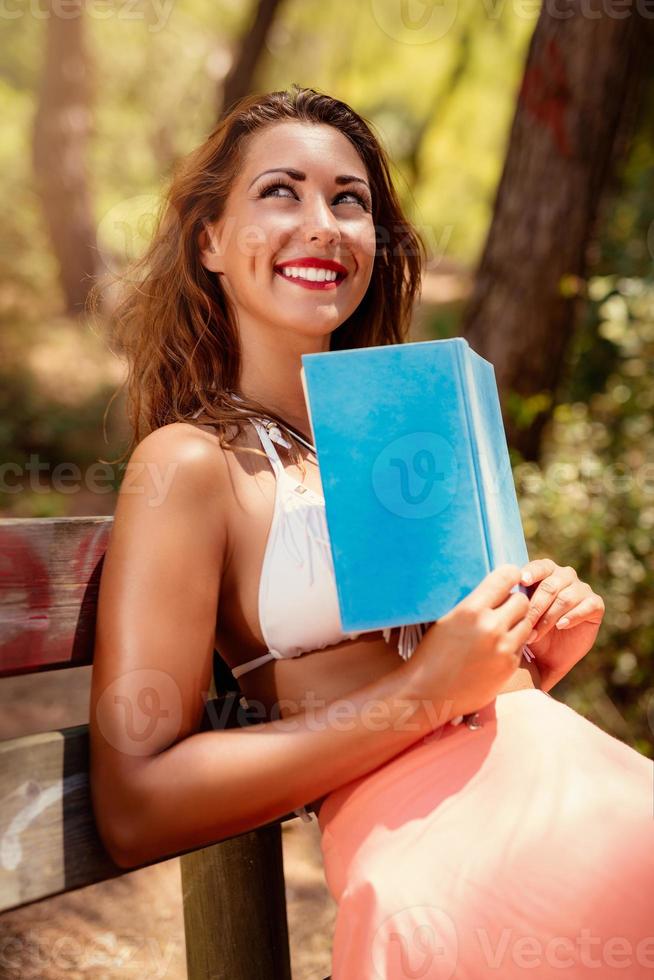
[217,0,284,121]
[32,0,98,317]
[461,0,654,461]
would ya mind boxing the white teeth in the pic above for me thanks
[278,266,339,282]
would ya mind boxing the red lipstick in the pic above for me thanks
[273,256,349,290]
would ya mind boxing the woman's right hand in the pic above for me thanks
[407,564,533,722]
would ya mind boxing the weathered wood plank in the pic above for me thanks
[0,710,298,913]
[0,723,120,910]
[0,517,112,677]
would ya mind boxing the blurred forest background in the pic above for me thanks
[1,1,654,976]
[2,0,652,748]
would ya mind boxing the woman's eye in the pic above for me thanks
[258,181,370,210]
[339,191,371,210]
[259,181,296,200]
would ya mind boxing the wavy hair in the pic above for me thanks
[90,83,428,468]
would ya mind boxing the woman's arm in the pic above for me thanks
[89,423,228,865]
[89,424,454,869]
[119,655,444,867]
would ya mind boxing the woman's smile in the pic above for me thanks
[274,268,346,290]
[273,256,350,291]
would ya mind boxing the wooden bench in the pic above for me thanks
[0,516,330,979]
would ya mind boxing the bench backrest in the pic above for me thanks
[0,516,295,979]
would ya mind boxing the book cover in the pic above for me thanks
[300,337,530,632]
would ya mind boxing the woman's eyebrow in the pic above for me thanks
[248,167,370,191]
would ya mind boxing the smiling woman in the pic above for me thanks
[87,84,654,980]
[196,118,382,357]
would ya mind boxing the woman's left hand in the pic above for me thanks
[520,559,605,676]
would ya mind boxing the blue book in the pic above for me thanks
[300,337,530,632]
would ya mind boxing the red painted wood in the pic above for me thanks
[0,518,112,677]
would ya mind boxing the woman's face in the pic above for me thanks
[200,121,377,344]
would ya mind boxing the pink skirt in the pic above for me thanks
[317,688,654,979]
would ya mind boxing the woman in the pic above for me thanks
[89,85,654,978]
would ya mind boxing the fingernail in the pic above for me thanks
[521,571,532,584]
[556,618,569,629]
[527,629,538,643]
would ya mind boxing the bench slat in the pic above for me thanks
[0,707,298,913]
[0,517,112,677]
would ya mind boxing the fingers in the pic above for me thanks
[496,589,531,630]
[524,569,582,640]
[505,610,539,652]
[466,564,523,611]
[537,593,605,638]
[519,558,556,585]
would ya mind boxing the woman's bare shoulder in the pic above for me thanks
[127,421,230,485]
[105,422,235,584]
[121,419,266,508]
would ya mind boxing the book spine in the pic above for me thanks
[299,364,317,446]
[453,340,492,573]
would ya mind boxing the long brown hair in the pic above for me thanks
[90,83,427,467]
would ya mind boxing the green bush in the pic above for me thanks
[515,275,654,756]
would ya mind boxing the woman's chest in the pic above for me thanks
[214,459,331,665]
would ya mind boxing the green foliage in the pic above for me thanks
[515,275,654,755]
[505,390,553,432]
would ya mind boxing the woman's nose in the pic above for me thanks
[301,197,341,245]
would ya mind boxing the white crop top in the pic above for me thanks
[192,403,535,822]
[234,416,433,678]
